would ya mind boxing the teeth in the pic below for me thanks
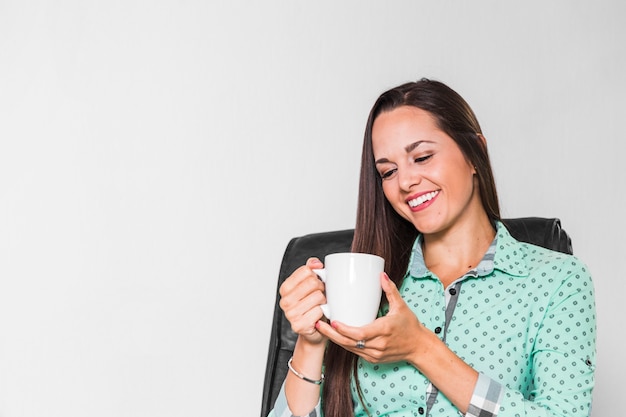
[408,191,438,208]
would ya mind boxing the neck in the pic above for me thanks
[422,214,496,287]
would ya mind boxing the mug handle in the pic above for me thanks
[312,268,331,319]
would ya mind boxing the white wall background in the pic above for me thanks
[0,1,623,416]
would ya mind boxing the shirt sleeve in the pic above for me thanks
[466,373,505,417]
[266,381,322,417]
[469,257,596,417]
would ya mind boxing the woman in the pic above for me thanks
[269,79,596,417]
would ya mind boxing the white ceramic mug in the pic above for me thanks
[313,252,384,327]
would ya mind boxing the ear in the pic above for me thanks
[472,133,487,176]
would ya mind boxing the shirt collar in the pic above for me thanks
[407,221,530,280]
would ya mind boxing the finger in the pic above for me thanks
[381,272,402,310]
[290,307,326,336]
[317,322,379,359]
[380,272,402,302]
[317,319,369,348]
[280,278,326,316]
[280,264,322,296]
[327,319,369,339]
[316,320,356,346]
[305,257,324,269]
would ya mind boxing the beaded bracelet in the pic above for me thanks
[287,357,324,385]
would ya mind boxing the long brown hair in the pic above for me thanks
[321,78,501,417]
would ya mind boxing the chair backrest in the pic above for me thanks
[259,217,573,417]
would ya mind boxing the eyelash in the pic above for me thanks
[380,169,396,180]
[379,154,433,180]
[415,155,432,163]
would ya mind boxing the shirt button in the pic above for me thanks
[434,326,442,334]
[418,406,425,414]
[449,288,457,295]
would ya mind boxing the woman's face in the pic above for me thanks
[372,105,481,235]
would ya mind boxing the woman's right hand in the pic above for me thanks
[279,257,328,346]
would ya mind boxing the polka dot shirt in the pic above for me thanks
[270,222,596,417]
[349,222,596,417]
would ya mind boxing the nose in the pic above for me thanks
[397,165,421,191]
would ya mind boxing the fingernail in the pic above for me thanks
[331,321,338,329]
[315,321,320,329]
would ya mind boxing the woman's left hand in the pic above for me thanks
[316,272,428,364]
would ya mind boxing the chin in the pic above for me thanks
[410,217,447,235]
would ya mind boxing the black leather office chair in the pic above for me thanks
[260,217,573,417]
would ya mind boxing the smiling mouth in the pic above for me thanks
[408,191,439,208]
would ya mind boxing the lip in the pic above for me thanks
[406,190,439,212]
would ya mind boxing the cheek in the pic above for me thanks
[442,163,474,190]
[380,181,396,201]
[450,170,477,203]
[381,181,411,217]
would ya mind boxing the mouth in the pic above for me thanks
[407,191,439,209]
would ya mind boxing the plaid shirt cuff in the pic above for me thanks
[466,373,504,417]
[270,382,320,417]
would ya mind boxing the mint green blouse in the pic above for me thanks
[270,222,596,417]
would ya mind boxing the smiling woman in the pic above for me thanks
[267,78,597,417]
[373,106,481,246]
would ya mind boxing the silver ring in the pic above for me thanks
[356,339,365,349]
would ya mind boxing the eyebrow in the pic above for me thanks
[374,140,428,165]
[404,140,426,153]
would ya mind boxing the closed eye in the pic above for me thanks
[415,154,433,163]
[380,168,397,180]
